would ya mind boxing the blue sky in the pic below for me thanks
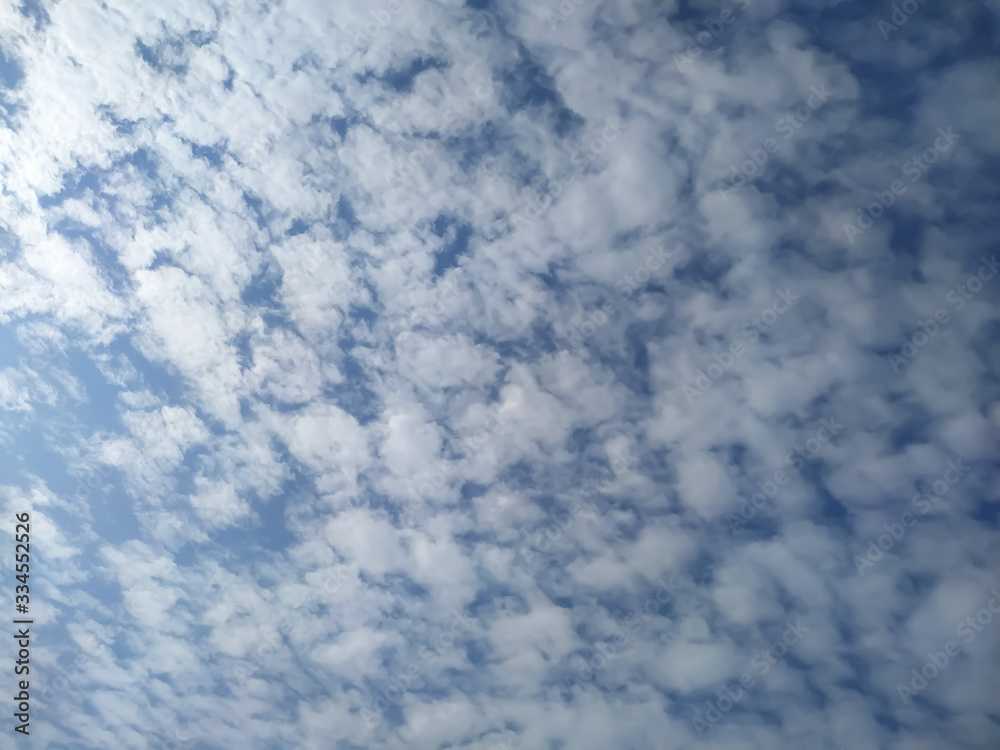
[0,0,998,748]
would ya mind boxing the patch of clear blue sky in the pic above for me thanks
[0,43,24,122]
[431,215,473,276]
[17,0,50,29]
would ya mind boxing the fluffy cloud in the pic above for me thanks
[0,0,997,748]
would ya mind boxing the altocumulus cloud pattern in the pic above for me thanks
[0,0,998,748]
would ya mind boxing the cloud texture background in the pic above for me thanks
[0,0,998,748]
